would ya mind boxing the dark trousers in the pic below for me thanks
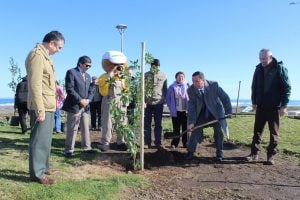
[29,111,54,179]
[144,103,163,146]
[17,102,28,134]
[251,107,280,157]
[90,101,101,129]
[171,111,187,147]
[188,123,224,158]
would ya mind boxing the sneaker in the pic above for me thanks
[266,155,275,165]
[186,152,194,160]
[171,145,176,150]
[97,143,110,152]
[246,154,258,161]
[144,144,150,149]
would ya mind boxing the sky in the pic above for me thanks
[1,0,299,101]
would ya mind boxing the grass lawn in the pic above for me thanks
[0,126,143,200]
[163,115,300,158]
[0,115,299,199]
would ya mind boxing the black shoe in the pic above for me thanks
[97,143,110,152]
[117,143,128,151]
[186,152,194,160]
[64,152,73,158]
[83,149,97,154]
[266,155,275,165]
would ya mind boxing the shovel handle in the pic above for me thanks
[165,115,231,139]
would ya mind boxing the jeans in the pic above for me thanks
[54,109,61,132]
[144,103,164,146]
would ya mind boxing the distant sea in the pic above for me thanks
[231,99,300,107]
[1,98,300,107]
[0,98,14,106]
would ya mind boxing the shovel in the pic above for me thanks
[164,115,231,140]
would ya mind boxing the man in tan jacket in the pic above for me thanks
[26,30,64,184]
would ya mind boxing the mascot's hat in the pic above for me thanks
[102,51,127,64]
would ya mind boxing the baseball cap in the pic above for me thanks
[102,51,127,64]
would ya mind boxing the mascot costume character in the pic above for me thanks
[97,51,128,151]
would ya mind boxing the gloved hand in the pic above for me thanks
[187,123,194,131]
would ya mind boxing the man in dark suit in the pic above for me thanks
[186,71,232,162]
[62,56,95,157]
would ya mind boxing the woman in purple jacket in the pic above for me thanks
[166,71,189,148]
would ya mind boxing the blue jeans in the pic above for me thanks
[144,103,163,146]
[54,109,61,132]
[188,123,224,158]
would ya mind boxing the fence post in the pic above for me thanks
[140,42,146,171]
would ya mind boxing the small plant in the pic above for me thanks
[8,57,22,93]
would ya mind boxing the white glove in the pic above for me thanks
[188,123,194,131]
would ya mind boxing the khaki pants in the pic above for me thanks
[100,96,125,145]
[65,108,91,153]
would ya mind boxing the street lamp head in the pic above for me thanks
[116,24,127,34]
[116,24,127,52]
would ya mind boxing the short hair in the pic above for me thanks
[77,56,92,66]
[175,71,185,79]
[259,48,272,57]
[151,59,160,66]
[43,30,65,43]
[192,71,205,80]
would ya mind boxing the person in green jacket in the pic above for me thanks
[247,49,291,165]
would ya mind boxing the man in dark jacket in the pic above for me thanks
[90,76,102,131]
[15,76,29,134]
[247,49,291,165]
[62,56,95,157]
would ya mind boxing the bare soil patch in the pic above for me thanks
[87,131,300,199]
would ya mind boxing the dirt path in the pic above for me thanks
[122,141,300,200]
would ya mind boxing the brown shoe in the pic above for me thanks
[36,177,55,185]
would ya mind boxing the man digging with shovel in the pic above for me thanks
[186,71,232,162]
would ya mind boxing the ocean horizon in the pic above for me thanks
[1,98,300,107]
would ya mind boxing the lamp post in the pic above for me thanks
[116,24,127,52]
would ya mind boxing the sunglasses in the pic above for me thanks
[84,64,92,68]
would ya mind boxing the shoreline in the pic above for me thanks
[1,105,300,118]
